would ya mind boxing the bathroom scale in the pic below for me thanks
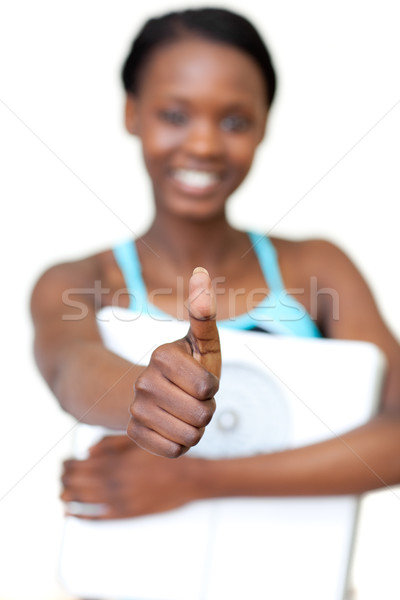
[59,306,386,600]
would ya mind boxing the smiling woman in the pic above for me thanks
[2,2,400,599]
[29,6,400,599]
[32,0,400,568]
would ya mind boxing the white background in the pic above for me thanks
[0,1,399,598]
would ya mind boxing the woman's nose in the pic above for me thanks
[183,118,223,158]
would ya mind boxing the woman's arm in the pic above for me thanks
[61,412,400,520]
[31,259,220,446]
[201,413,400,497]
[31,256,144,429]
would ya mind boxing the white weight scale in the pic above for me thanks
[60,306,386,600]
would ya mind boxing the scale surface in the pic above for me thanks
[60,307,385,600]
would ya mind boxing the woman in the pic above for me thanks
[31,7,400,521]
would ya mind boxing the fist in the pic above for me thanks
[127,268,221,458]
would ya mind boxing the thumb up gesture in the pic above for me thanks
[127,268,221,458]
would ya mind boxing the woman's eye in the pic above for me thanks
[159,110,188,126]
[220,115,250,132]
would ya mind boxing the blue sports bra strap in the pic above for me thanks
[113,239,147,312]
[248,232,285,293]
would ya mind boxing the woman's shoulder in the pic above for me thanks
[269,235,348,285]
[31,247,125,312]
[34,248,114,285]
[270,235,344,258]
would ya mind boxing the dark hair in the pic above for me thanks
[121,7,277,106]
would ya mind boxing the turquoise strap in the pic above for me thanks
[248,231,285,292]
[247,232,321,337]
[113,240,147,313]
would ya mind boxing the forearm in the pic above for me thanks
[44,341,145,429]
[193,413,400,497]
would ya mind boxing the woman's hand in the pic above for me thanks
[127,267,221,458]
[61,435,201,519]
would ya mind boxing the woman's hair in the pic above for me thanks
[121,7,277,106]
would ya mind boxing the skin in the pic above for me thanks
[31,38,400,520]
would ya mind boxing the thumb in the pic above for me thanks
[186,267,221,378]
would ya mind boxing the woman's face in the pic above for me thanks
[126,37,269,221]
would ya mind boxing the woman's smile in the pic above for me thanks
[169,168,222,195]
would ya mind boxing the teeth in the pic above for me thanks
[173,169,219,189]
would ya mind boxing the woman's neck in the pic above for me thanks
[142,212,241,272]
